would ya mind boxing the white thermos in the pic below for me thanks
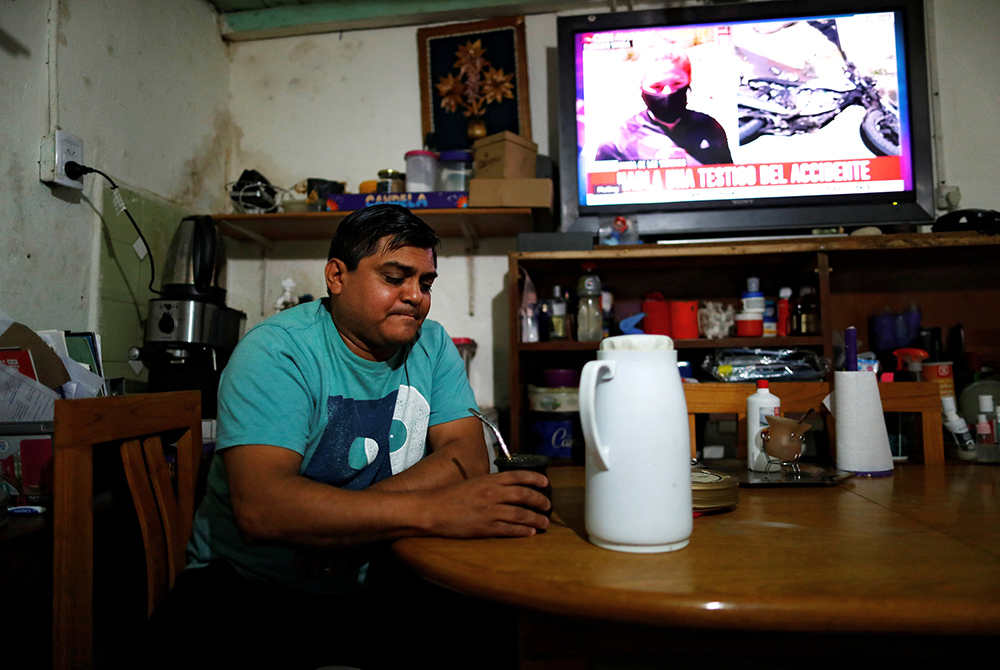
[579,335,692,553]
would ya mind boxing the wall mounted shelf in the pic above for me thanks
[213,208,540,249]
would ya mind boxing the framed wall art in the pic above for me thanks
[417,16,531,151]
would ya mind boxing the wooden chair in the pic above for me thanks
[52,391,202,670]
[683,381,944,465]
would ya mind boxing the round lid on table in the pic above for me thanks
[691,468,740,512]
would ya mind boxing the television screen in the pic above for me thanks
[557,0,935,236]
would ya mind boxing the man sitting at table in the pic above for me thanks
[139,204,549,670]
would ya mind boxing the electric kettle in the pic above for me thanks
[161,215,227,305]
[579,334,692,553]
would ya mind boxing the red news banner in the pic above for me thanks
[588,156,902,195]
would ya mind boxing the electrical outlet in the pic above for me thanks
[39,129,85,190]
[937,184,961,211]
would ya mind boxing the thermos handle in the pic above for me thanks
[190,216,217,294]
[580,360,615,470]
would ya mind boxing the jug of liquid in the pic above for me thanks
[579,334,692,553]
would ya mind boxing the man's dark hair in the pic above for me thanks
[327,204,440,269]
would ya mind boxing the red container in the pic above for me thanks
[670,300,700,339]
[641,293,671,336]
[921,361,955,398]
[735,312,764,337]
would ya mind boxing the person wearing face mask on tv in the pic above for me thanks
[595,41,733,166]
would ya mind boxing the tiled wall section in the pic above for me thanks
[99,185,190,382]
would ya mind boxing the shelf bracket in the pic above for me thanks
[460,218,480,317]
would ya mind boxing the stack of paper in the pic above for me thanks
[0,308,106,422]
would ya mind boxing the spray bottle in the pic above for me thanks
[975,415,993,446]
[274,277,299,312]
[941,395,976,461]
[892,348,929,381]
[747,380,781,472]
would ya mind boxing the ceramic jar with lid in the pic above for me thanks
[376,169,405,193]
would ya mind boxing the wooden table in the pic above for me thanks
[394,465,1000,667]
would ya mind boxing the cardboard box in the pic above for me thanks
[472,131,537,179]
[0,432,53,503]
[469,178,552,208]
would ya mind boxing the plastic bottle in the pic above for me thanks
[601,285,615,339]
[537,299,552,342]
[978,394,995,437]
[776,287,792,337]
[975,414,993,446]
[576,263,603,342]
[274,278,299,312]
[520,307,539,343]
[941,395,976,460]
[549,285,567,340]
[792,286,819,335]
[892,348,929,381]
[995,404,1000,447]
[747,380,781,472]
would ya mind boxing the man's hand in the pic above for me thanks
[418,470,551,538]
[226,444,548,547]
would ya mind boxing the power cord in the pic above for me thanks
[65,161,164,296]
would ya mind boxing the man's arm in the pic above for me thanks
[224,439,548,548]
[369,416,489,493]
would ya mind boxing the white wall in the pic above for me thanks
[0,0,229,330]
[929,0,1000,209]
[224,14,561,407]
[2,0,998,405]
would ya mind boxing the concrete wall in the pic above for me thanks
[224,15,561,407]
[2,0,999,405]
[1,0,230,379]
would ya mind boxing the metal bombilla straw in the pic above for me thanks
[468,408,513,460]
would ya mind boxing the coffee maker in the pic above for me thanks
[130,216,246,418]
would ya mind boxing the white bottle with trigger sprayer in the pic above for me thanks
[747,380,781,472]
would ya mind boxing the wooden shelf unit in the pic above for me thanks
[213,208,539,248]
[507,231,1000,453]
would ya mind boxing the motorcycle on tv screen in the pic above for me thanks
[559,0,934,234]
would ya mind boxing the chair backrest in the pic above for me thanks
[52,391,202,670]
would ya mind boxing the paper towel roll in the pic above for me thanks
[832,371,894,476]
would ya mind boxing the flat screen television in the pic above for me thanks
[556,0,935,238]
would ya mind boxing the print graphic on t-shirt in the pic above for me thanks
[389,385,430,474]
[304,385,430,490]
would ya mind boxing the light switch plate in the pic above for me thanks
[39,129,85,190]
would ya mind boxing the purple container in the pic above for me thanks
[541,368,580,388]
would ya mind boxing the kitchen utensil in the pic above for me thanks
[468,408,512,460]
[579,334,692,553]
[796,407,816,425]
[761,414,811,474]
[493,453,552,518]
[161,215,227,304]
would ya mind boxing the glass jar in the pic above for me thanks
[576,263,603,342]
[437,150,474,192]
[376,169,405,193]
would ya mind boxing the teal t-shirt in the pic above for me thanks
[187,299,476,593]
